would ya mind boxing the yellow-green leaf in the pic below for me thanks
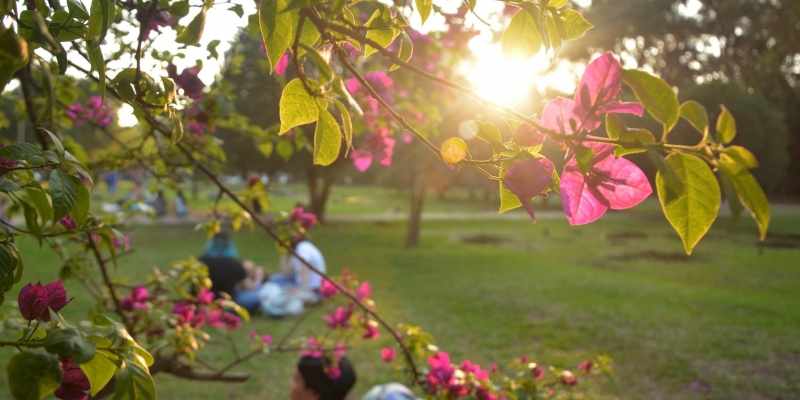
[656,152,720,255]
[259,0,291,74]
[716,104,736,144]
[499,163,522,213]
[441,137,468,165]
[416,0,433,24]
[718,153,770,240]
[501,10,542,60]
[621,69,680,132]
[80,336,118,396]
[313,103,341,166]
[279,78,319,134]
[559,9,592,41]
[679,100,708,135]
[331,99,352,156]
[722,145,758,169]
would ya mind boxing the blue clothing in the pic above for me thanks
[235,283,263,313]
[204,238,238,259]
[267,273,297,288]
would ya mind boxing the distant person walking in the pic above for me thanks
[174,189,189,217]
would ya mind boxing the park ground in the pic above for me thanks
[1,184,799,399]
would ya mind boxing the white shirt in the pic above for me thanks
[291,241,326,290]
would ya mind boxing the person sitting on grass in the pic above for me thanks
[290,356,356,400]
[199,232,264,313]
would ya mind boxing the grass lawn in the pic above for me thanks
[1,203,799,399]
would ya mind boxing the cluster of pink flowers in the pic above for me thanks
[502,53,652,225]
[0,144,17,175]
[167,63,205,100]
[301,338,348,379]
[170,297,242,331]
[345,72,400,172]
[66,96,113,127]
[17,280,71,321]
[249,330,273,345]
[185,104,216,136]
[351,127,396,173]
[120,285,150,311]
[289,206,317,229]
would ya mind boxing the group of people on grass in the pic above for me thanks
[199,222,418,400]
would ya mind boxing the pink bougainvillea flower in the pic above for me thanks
[58,216,77,230]
[67,96,113,127]
[136,10,173,37]
[575,53,643,131]
[355,282,371,300]
[167,63,204,100]
[540,97,587,136]
[319,279,339,299]
[327,365,341,379]
[362,323,379,340]
[250,330,257,340]
[351,129,396,172]
[560,144,652,225]
[334,343,346,359]
[290,206,304,223]
[18,282,49,320]
[41,280,72,321]
[461,360,489,380]
[531,363,544,379]
[477,388,498,400]
[55,356,90,400]
[263,334,273,345]
[561,371,578,386]
[381,347,396,362]
[577,360,593,372]
[502,158,555,222]
[274,53,290,76]
[448,381,468,397]
[300,213,317,230]
[111,235,131,251]
[301,337,324,358]
[426,352,455,393]
[512,124,545,148]
[196,287,214,305]
[519,354,529,364]
[323,305,353,329]
[490,363,499,374]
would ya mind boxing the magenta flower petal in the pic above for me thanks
[290,206,304,222]
[42,280,71,321]
[541,97,588,136]
[560,167,609,226]
[18,282,49,320]
[512,123,545,147]
[274,53,289,76]
[575,53,623,112]
[502,158,555,222]
[381,347,396,362]
[589,151,652,209]
[355,282,370,300]
[598,101,644,116]
[55,357,90,400]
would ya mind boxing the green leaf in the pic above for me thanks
[390,31,413,71]
[43,129,64,158]
[36,63,54,125]
[501,10,542,60]
[559,9,592,40]
[81,336,118,396]
[544,11,562,57]
[276,139,294,161]
[717,170,744,227]
[0,142,40,161]
[279,78,319,134]
[0,176,21,192]
[332,76,362,115]
[258,141,274,158]
[68,174,90,229]
[656,152,720,255]
[0,28,30,92]
[86,0,110,45]
[300,43,332,85]
[7,350,62,400]
[67,0,90,19]
[259,0,291,74]
[718,154,770,240]
[574,145,594,174]
[621,69,679,132]
[175,4,208,44]
[112,361,156,400]
[679,100,708,135]
[468,121,509,153]
[548,0,568,7]
[44,327,97,364]
[331,99,352,155]
[87,41,106,102]
[313,103,341,166]
[722,145,757,169]
[441,137,469,165]
[49,169,79,223]
[25,183,52,225]
[228,4,244,18]
[364,9,398,58]
[169,0,190,18]
[605,114,655,156]
[499,163,522,213]
[416,0,433,24]
[51,10,87,41]
[716,104,736,144]
[22,201,42,245]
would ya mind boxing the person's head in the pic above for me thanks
[290,356,356,400]
[203,232,237,259]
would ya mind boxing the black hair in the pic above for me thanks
[297,356,356,400]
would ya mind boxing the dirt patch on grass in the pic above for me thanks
[761,233,800,249]
[460,234,506,245]
[610,250,696,262]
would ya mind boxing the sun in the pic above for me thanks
[466,44,549,107]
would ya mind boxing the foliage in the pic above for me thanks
[0,0,773,398]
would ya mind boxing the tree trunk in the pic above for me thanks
[307,166,334,223]
[405,180,424,249]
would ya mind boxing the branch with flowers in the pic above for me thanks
[0,0,773,398]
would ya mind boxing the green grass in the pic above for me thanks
[2,203,799,399]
